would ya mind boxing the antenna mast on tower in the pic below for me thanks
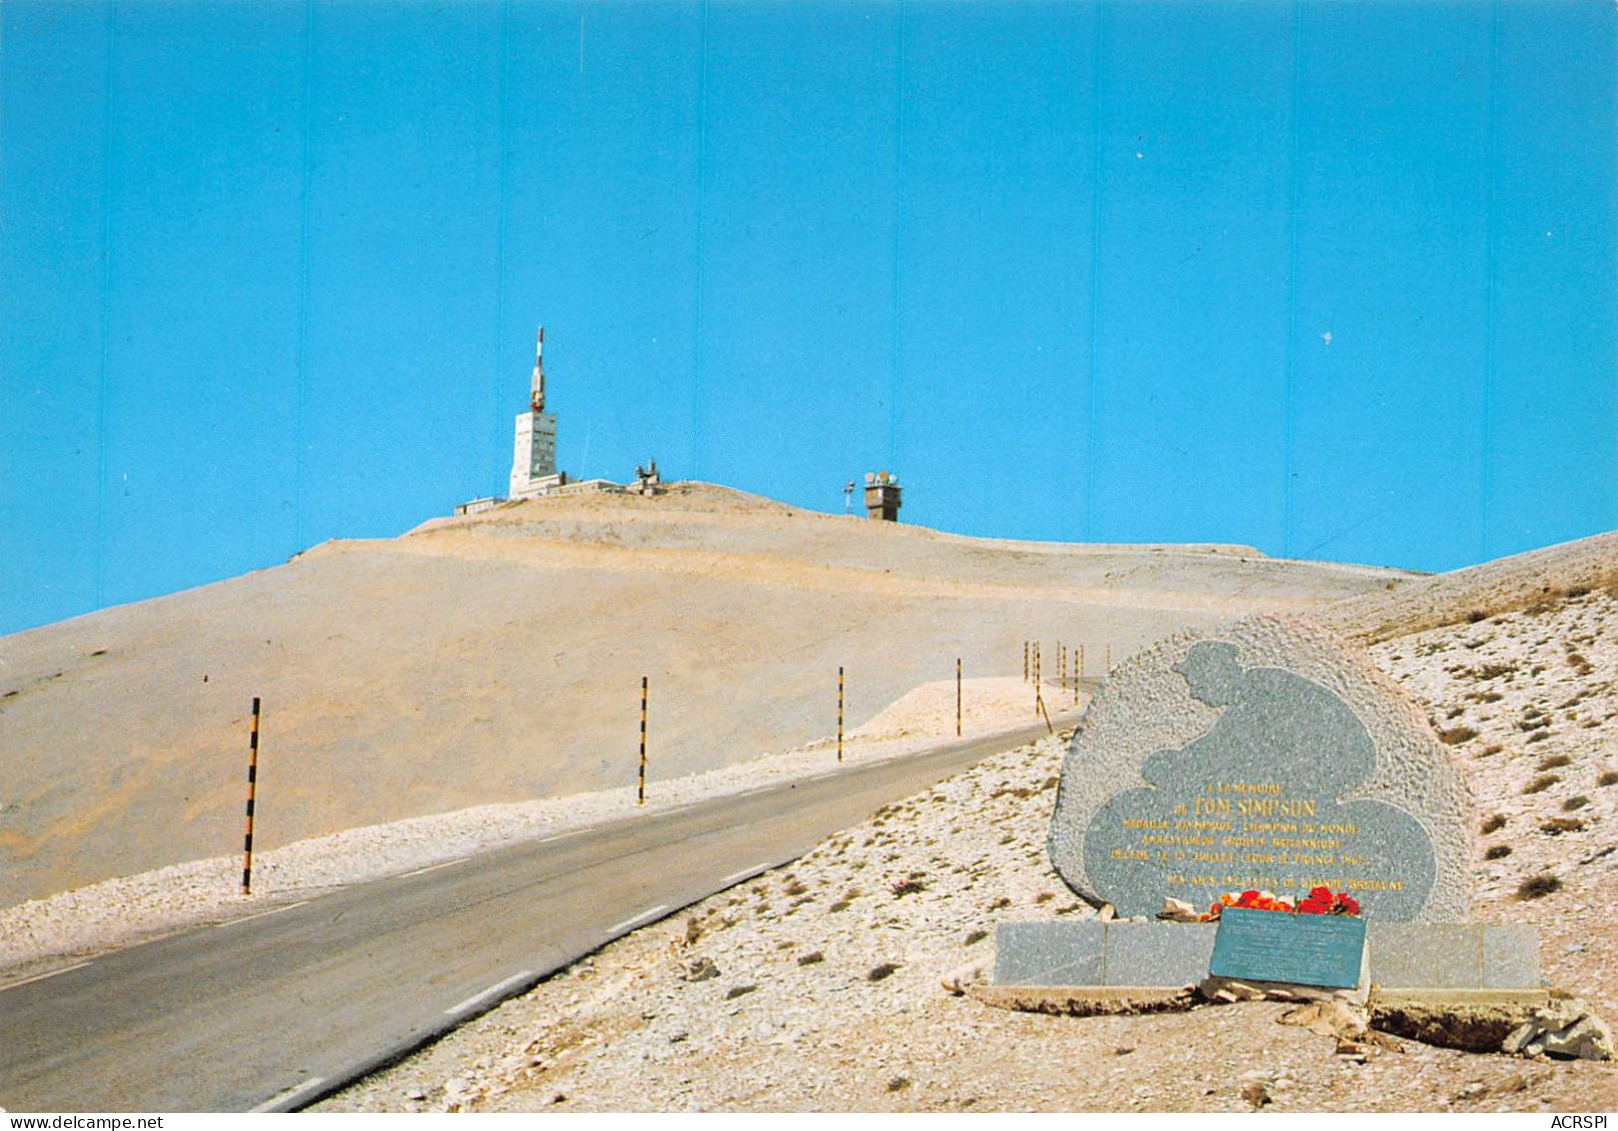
[530,326,546,412]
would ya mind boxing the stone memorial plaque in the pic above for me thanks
[1209,906,1366,989]
[1048,615,1472,921]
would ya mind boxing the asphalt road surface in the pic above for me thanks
[0,715,1078,1112]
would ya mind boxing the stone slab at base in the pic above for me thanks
[994,921,1216,987]
[1373,988,1551,1007]
[1366,923,1540,990]
[966,983,1196,1017]
[995,920,1541,990]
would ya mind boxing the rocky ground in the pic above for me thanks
[316,587,1618,1114]
[1369,585,1618,1005]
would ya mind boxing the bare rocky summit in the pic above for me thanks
[0,483,1400,909]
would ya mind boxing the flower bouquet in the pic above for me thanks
[1197,885,1360,921]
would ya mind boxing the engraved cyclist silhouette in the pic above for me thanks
[1085,640,1434,920]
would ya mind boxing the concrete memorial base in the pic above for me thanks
[993,919,1541,992]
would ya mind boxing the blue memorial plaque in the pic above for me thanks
[1209,906,1366,989]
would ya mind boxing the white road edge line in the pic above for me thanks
[607,904,669,935]
[400,857,470,878]
[445,970,536,1018]
[216,900,309,929]
[252,1075,327,1113]
[721,864,773,886]
[537,829,586,844]
[0,960,92,993]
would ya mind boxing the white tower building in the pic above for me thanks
[509,327,563,498]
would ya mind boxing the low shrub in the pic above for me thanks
[1516,874,1561,900]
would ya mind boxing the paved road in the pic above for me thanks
[0,715,1078,1112]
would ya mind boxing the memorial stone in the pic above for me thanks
[1047,615,1472,922]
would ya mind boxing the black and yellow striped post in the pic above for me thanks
[1106,643,1112,673]
[1059,643,1066,691]
[1022,641,1029,682]
[241,697,261,896]
[1034,645,1052,734]
[638,676,648,806]
[837,666,845,763]
[955,657,962,738]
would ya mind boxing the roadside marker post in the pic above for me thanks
[837,666,844,763]
[944,660,957,737]
[1034,646,1052,735]
[638,676,648,806]
[241,697,261,896]
[1023,641,1028,682]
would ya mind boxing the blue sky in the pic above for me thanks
[2,0,1614,637]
